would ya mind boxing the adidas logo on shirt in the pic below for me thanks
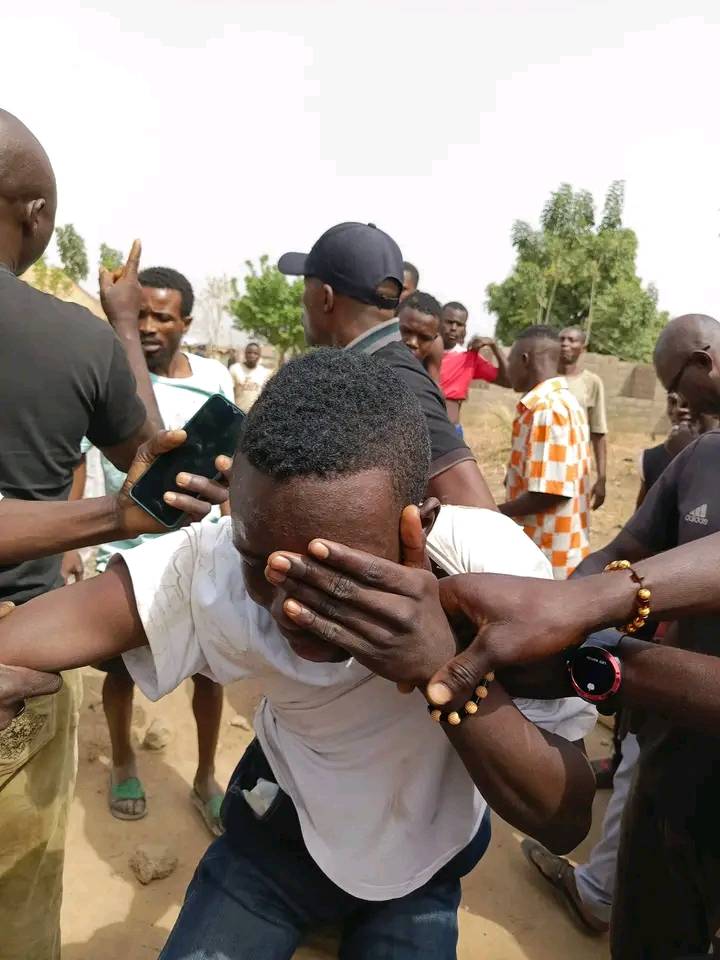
[685,503,709,525]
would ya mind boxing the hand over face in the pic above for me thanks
[426,574,588,705]
[99,239,143,327]
[0,603,62,732]
[265,506,457,688]
[116,429,231,536]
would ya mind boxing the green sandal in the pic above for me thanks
[191,788,225,837]
[109,775,147,821]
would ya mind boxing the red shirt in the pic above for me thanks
[440,347,498,401]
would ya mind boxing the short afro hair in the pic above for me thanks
[403,261,419,287]
[237,348,430,506]
[516,324,560,343]
[442,301,468,316]
[398,290,442,319]
[138,266,194,317]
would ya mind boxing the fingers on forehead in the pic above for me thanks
[304,542,397,586]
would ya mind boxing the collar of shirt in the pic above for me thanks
[518,376,569,412]
[343,318,401,355]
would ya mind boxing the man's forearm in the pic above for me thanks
[591,433,607,481]
[498,491,568,518]
[490,344,511,388]
[0,496,127,565]
[443,682,594,853]
[110,313,164,433]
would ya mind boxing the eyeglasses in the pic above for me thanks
[667,346,710,395]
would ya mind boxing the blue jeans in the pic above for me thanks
[160,740,491,960]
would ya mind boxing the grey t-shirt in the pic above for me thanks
[0,268,145,604]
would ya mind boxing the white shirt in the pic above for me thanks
[229,361,272,412]
[121,506,596,901]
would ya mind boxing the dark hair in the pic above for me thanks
[403,261,419,287]
[246,341,260,349]
[138,266,194,317]
[238,348,430,505]
[398,290,442,319]
[517,324,560,342]
[442,301,468,316]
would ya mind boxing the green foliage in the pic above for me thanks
[99,243,123,272]
[28,256,72,297]
[230,256,305,361]
[55,224,88,282]
[487,182,667,361]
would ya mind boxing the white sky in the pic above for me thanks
[3,0,719,335]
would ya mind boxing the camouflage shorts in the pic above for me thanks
[0,670,82,960]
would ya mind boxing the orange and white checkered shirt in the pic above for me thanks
[505,376,591,580]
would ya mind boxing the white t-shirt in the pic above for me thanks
[121,506,595,901]
[95,353,234,569]
[229,361,272,412]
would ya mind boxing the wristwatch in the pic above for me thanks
[567,629,623,715]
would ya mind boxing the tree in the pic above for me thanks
[197,275,234,348]
[229,256,305,362]
[486,182,668,361]
[27,256,72,297]
[99,243,123,272]
[55,224,88,283]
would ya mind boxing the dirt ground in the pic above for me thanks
[62,412,649,960]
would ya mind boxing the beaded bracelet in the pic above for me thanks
[604,559,652,634]
[427,672,495,726]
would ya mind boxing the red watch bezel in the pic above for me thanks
[569,646,622,702]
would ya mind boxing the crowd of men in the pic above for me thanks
[1,105,720,960]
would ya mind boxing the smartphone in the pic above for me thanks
[130,394,246,528]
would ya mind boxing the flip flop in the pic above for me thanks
[191,788,225,838]
[109,775,147,821]
[521,837,609,935]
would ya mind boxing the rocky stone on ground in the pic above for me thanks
[129,844,178,885]
[142,717,173,750]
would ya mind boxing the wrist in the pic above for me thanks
[107,310,140,333]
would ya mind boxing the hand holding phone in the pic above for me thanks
[130,395,246,528]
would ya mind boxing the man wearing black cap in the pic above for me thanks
[279,223,495,508]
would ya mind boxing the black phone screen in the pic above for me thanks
[130,394,246,528]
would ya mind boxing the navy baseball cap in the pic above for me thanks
[278,222,403,310]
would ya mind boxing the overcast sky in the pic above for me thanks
[4,0,719,334]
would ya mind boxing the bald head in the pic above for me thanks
[654,313,720,416]
[508,325,561,393]
[0,110,57,275]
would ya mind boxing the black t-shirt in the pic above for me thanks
[370,341,474,478]
[626,430,720,837]
[0,269,146,604]
[641,442,673,493]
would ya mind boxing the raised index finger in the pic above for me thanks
[124,238,142,278]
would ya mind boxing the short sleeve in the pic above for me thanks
[525,403,576,497]
[85,334,146,448]
[472,353,498,383]
[119,527,211,699]
[375,343,474,477]
[586,374,608,434]
[623,441,691,553]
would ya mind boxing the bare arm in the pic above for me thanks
[487,341,511,388]
[0,432,230,565]
[0,563,147,672]
[429,458,497,510]
[590,433,607,510]
[99,239,163,435]
[443,683,594,852]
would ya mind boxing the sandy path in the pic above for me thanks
[61,672,611,959]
